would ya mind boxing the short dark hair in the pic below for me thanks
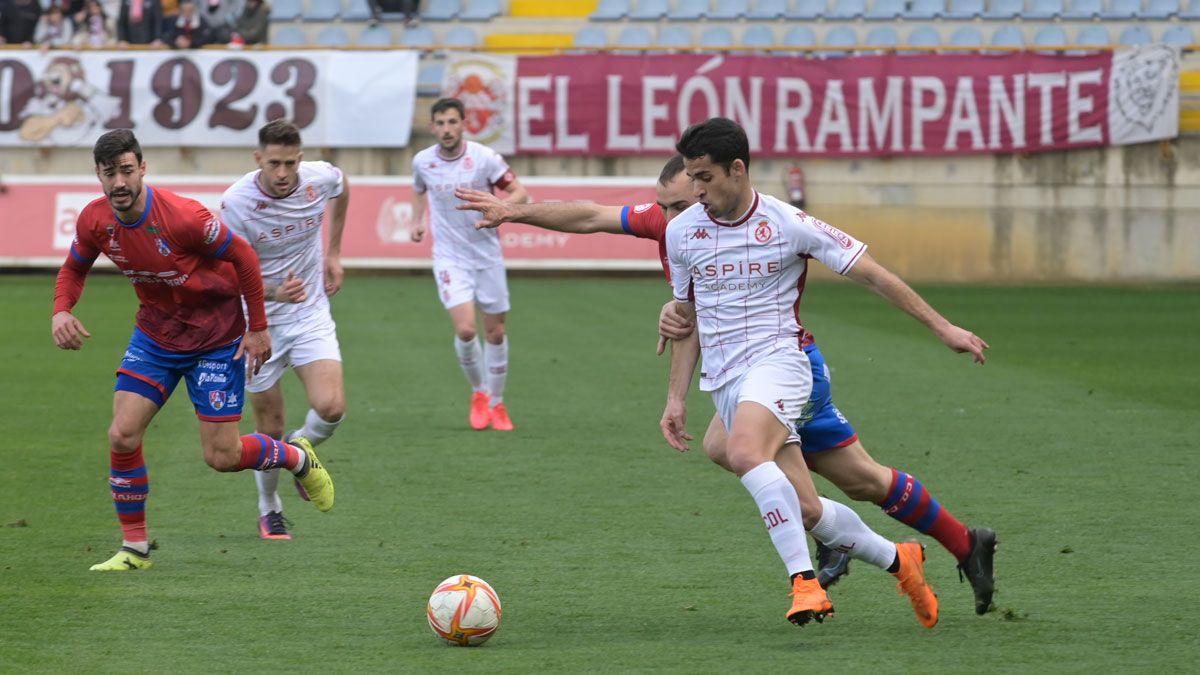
[259,119,302,148]
[675,117,750,174]
[431,97,465,120]
[93,129,142,169]
[658,154,685,186]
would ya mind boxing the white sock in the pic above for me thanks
[740,462,813,576]
[288,409,342,447]
[123,540,150,555]
[485,337,508,406]
[454,336,485,392]
[255,468,283,516]
[808,496,897,570]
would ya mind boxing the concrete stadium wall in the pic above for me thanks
[3,124,1196,283]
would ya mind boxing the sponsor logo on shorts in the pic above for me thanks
[197,372,229,385]
[198,359,229,371]
[775,398,785,412]
[209,391,226,411]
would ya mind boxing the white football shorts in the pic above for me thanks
[710,348,812,445]
[247,310,342,393]
[432,262,511,315]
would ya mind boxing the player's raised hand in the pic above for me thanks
[454,187,512,230]
[660,399,692,452]
[936,324,990,364]
[277,271,308,304]
[324,255,344,297]
[236,329,272,378]
[51,311,91,350]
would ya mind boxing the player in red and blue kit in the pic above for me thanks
[453,155,998,616]
[51,129,335,571]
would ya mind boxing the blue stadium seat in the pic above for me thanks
[741,24,776,49]
[906,25,941,46]
[948,25,984,47]
[630,0,670,20]
[460,0,501,20]
[444,25,480,47]
[1102,0,1141,19]
[747,0,787,19]
[273,25,307,45]
[400,25,436,47]
[304,0,340,21]
[1143,0,1180,17]
[657,25,693,48]
[1117,24,1151,44]
[342,0,373,21]
[1063,0,1102,19]
[826,0,866,19]
[781,25,817,51]
[1161,23,1195,44]
[315,25,350,45]
[616,25,653,49]
[670,0,709,19]
[710,0,750,18]
[417,61,445,96]
[865,25,899,47]
[573,25,608,48]
[866,0,904,19]
[788,0,826,19]
[990,24,1025,47]
[591,0,631,20]
[1075,24,1111,46]
[1032,24,1068,47]
[270,0,302,21]
[699,25,735,48]
[820,25,857,58]
[357,25,392,45]
[983,0,1023,19]
[1026,0,1065,18]
[421,0,461,21]
[1184,0,1200,17]
[946,0,984,19]
[905,0,945,19]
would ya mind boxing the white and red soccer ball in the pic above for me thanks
[426,574,502,646]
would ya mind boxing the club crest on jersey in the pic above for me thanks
[155,237,171,256]
[464,156,474,170]
[209,391,226,411]
[255,201,267,211]
[755,221,772,243]
[306,184,317,202]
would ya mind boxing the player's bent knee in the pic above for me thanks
[456,328,477,342]
[204,448,242,472]
[107,426,143,454]
[314,399,345,422]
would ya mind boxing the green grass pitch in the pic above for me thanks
[1,272,1196,672]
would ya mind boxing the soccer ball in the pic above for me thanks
[426,574,502,646]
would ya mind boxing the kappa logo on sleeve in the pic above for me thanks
[203,218,221,245]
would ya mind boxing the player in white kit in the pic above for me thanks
[221,120,349,540]
[662,118,986,628]
[410,98,529,431]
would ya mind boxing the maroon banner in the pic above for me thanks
[511,52,1124,157]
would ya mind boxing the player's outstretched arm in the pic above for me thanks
[325,175,348,296]
[498,176,531,205]
[661,301,700,452]
[845,253,990,364]
[454,187,626,235]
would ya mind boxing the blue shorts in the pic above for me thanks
[115,327,245,422]
[795,344,858,454]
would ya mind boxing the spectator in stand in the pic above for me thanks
[231,0,267,45]
[166,0,208,47]
[0,0,44,46]
[160,0,179,40]
[117,0,163,46]
[198,0,238,43]
[74,0,115,46]
[372,0,418,26]
[35,5,75,47]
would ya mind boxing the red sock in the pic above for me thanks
[878,469,971,563]
[238,433,305,473]
[110,446,149,543]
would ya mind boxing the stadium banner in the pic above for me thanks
[493,46,1179,157]
[440,53,518,155]
[0,50,417,148]
[0,175,662,270]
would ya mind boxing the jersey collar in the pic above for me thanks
[114,185,153,229]
[706,191,760,228]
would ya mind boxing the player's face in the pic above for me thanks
[255,143,303,197]
[684,155,747,221]
[655,172,694,222]
[96,152,145,214]
[431,109,464,155]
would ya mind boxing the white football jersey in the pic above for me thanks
[666,192,867,391]
[412,140,516,269]
[221,161,344,326]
